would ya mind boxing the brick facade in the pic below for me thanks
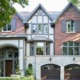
[0,15,25,35]
[55,5,80,55]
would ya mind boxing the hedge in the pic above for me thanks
[0,75,34,80]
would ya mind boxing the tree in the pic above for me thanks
[68,0,79,6]
[0,0,28,28]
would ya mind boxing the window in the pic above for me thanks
[30,42,50,56]
[32,25,36,33]
[30,43,34,56]
[32,24,48,34]
[46,43,50,55]
[63,42,80,55]
[66,20,75,33]
[38,24,43,34]
[36,42,44,55]
[44,24,48,34]
[2,24,11,32]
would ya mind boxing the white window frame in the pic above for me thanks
[66,20,75,33]
[63,42,80,55]
[2,24,12,32]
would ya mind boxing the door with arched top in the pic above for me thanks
[65,64,80,80]
[0,46,19,77]
[41,64,60,80]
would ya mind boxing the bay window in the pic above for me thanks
[30,42,50,56]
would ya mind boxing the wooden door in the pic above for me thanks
[5,60,13,76]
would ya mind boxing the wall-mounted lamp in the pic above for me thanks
[49,57,52,61]
[73,57,75,61]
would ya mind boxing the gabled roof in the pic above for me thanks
[24,4,53,23]
[54,2,80,23]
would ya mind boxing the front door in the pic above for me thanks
[5,60,13,76]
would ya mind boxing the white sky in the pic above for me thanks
[13,0,69,12]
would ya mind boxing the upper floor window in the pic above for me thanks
[2,24,12,32]
[30,42,50,56]
[66,20,75,33]
[32,24,48,34]
[63,41,80,55]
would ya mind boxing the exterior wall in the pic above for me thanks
[55,5,80,55]
[0,15,25,35]
[26,8,54,79]
[26,55,80,80]
[26,10,54,56]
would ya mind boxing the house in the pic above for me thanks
[0,2,80,80]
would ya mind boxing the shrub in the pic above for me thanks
[0,76,35,80]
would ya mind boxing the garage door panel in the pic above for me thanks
[41,64,60,80]
[65,64,80,80]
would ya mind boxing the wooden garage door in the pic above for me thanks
[41,64,60,80]
[65,64,80,80]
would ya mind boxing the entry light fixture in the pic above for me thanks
[49,57,52,61]
[73,57,75,61]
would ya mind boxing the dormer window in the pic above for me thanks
[2,24,12,32]
[66,20,75,33]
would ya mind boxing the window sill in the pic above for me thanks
[66,32,76,33]
[2,31,12,32]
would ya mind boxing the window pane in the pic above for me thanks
[74,42,79,46]
[3,27,6,31]
[36,42,43,55]
[69,47,73,55]
[14,51,18,58]
[46,43,50,55]
[63,47,67,55]
[44,24,48,34]
[63,42,67,46]
[38,24,42,34]
[30,43,34,56]
[32,25,36,33]
[68,24,71,32]
[74,47,79,55]
[69,42,73,46]
[8,24,11,31]
[0,61,4,76]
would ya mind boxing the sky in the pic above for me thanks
[13,0,69,12]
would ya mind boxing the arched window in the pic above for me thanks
[63,41,80,55]
[28,63,33,69]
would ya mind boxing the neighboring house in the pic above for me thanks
[0,2,80,80]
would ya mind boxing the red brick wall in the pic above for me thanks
[0,14,25,35]
[55,5,80,55]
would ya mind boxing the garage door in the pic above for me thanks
[41,64,60,80]
[65,64,80,80]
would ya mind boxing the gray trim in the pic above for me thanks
[0,34,27,40]
[27,40,53,42]
[27,34,54,35]
[25,4,53,22]
[17,13,24,21]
